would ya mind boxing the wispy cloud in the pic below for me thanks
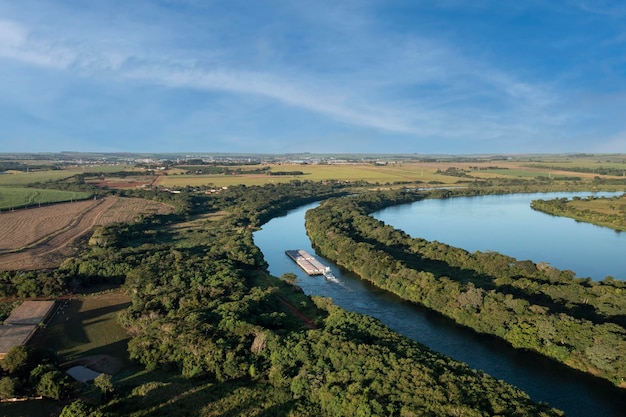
[0,19,73,68]
[130,66,422,133]
[1,1,625,153]
[570,0,626,16]
[0,15,429,135]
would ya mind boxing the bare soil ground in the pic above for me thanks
[0,197,174,270]
[91,180,152,189]
[86,176,156,189]
[0,199,100,252]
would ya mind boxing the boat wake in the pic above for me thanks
[323,266,340,283]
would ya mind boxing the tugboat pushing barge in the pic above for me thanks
[285,249,338,282]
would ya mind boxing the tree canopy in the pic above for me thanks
[305,189,626,387]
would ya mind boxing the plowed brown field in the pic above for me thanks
[0,197,174,270]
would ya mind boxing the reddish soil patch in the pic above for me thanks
[150,175,162,186]
[85,176,156,190]
[276,296,317,329]
[90,180,152,189]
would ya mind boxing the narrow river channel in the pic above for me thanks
[253,195,626,417]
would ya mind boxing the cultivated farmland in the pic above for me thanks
[0,197,175,270]
[0,187,91,210]
[156,160,597,188]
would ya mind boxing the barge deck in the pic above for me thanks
[285,249,327,275]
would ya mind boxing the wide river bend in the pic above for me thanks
[253,192,626,417]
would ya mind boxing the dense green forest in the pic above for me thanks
[305,189,626,387]
[1,179,566,416]
[531,194,626,231]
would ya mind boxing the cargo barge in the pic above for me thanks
[285,249,338,281]
[285,249,327,275]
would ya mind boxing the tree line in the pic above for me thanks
[526,164,626,177]
[16,181,563,416]
[305,189,626,387]
[531,194,626,231]
[100,182,562,416]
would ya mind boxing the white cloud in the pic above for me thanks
[3,1,622,153]
[0,19,76,69]
[123,65,419,134]
[0,19,26,46]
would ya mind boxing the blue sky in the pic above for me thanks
[1,0,626,154]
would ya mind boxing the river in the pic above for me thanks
[375,191,625,281]
[253,193,626,417]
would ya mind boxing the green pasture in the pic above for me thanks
[71,164,141,174]
[0,166,142,186]
[520,154,626,163]
[2,291,132,417]
[481,169,561,178]
[0,187,92,210]
[0,170,77,186]
[176,164,266,172]
[159,163,463,188]
[525,160,626,172]
[35,291,131,363]
[292,163,440,182]
[0,159,612,190]
[568,194,626,215]
[159,174,288,187]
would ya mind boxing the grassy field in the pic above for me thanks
[1,157,624,191]
[1,291,132,417]
[159,162,474,188]
[0,165,142,186]
[158,160,596,188]
[0,187,92,210]
[568,194,626,215]
[523,158,626,175]
[77,165,141,173]
[0,170,78,186]
[33,290,131,367]
[480,168,572,178]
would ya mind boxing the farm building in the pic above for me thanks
[0,300,55,359]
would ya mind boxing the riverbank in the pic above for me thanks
[305,190,626,388]
[255,199,626,417]
[531,194,626,232]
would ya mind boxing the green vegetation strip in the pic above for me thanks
[305,189,626,387]
[526,163,626,176]
[0,187,91,210]
[0,170,78,186]
[6,182,565,416]
[99,183,562,416]
[531,194,626,231]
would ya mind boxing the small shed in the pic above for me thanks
[0,325,37,359]
[4,301,56,325]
